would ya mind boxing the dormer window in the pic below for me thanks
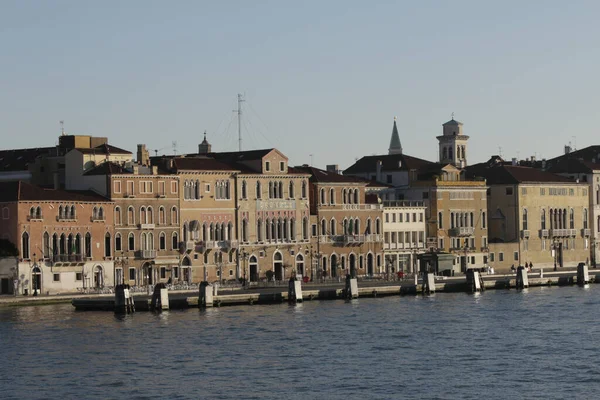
[265,161,270,172]
[280,161,285,171]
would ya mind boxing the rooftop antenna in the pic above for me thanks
[572,136,577,151]
[498,146,503,158]
[451,112,455,120]
[310,154,314,166]
[60,120,65,136]
[172,141,177,156]
[233,93,245,151]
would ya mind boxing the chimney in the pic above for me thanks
[137,144,150,166]
[564,145,572,155]
[511,158,518,166]
[542,159,547,169]
[326,164,340,174]
[152,166,158,175]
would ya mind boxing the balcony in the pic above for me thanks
[138,250,157,259]
[539,229,549,238]
[139,223,155,230]
[345,234,366,244]
[53,254,83,262]
[569,229,577,237]
[91,216,106,222]
[204,240,237,250]
[550,229,569,237]
[582,228,591,237]
[341,204,383,211]
[366,234,382,242]
[448,227,474,237]
[521,230,530,239]
[181,241,195,252]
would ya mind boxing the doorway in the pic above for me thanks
[274,252,284,281]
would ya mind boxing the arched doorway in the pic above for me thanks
[367,253,374,276]
[32,266,42,296]
[273,252,284,281]
[296,254,304,277]
[349,254,357,278]
[249,255,258,282]
[94,265,104,288]
[142,262,153,286]
[181,257,191,283]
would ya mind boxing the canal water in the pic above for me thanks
[1,286,600,399]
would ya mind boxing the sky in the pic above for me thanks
[1,0,600,170]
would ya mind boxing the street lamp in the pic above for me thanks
[32,253,38,296]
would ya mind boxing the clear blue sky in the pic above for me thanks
[2,1,599,169]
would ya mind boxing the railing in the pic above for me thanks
[53,254,83,262]
[139,223,155,229]
[448,227,474,237]
[91,216,106,222]
[181,241,195,252]
[382,200,425,208]
[539,229,549,238]
[341,204,383,211]
[205,240,236,250]
[345,234,365,244]
[56,215,77,222]
[550,229,569,237]
[569,229,577,237]
[521,230,530,239]
[366,234,382,242]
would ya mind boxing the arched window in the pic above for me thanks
[522,208,528,230]
[570,208,575,229]
[256,181,262,199]
[366,218,372,234]
[115,233,122,252]
[70,205,76,219]
[375,218,381,234]
[195,180,201,200]
[265,219,271,241]
[290,218,296,240]
[583,208,589,230]
[321,219,327,235]
[92,206,98,220]
[438,212,443,229]
[342,189,347,204]
[128,232,135,251]
[29,207,35,219]
[171,206,178,225]
[36,206,42,219]
[104,233,111,257]
[128,206,135,225]
[354,218,360,235]
[172,232,179,250]
[257,219,263,242]
[289,181,295,198]
[147,207,153,224]
[541,209,546,230]
[242,219,248,242]
[115,206,122,225]
[302,217,309,240]
[301,181,307,198]
[241,180,247,199]
[320,188,326,205]
[43,232,50,258]
[330,218,336,235]
[448,147,453,160]
[98,207,104,220]
[85,232,92,258]
[353,189,359,204]
[278,181,283,199]
[22,231,30,259]
[159,232,166,250]
[442,147,447,160]
[470,212,474,227]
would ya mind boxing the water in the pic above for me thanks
[1,286,600,399]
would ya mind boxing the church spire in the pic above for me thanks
[388,116,402,155]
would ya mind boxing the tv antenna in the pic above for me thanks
[60,120,65,136]
[233,93,245,151]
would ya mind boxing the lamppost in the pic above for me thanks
[552,239,558,271]
[114,253,128,286]
[242,251,248,287]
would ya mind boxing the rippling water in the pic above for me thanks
[1,286,600,399]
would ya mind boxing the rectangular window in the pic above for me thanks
[127,181,134,196]
[265,161,270,172]
[471,256,475,264]
[406,213,410,222]
[173,267,179,279]
[205,184,211,193]
[521,187,527,195]
[129,268,136,281]
[279,161,285,171]
[114,181,122,194]
[490,253,495,262]
[158,181,165,196]
[399,213,403,223]
[412,213,417,222]
[506,187,513,195]
[311,224,317,237]
[392,214,396,223]
[439,238,444,249]
[419,213,423,222]
[384,232,390,243]
[514,251,519,261]
[542,239,546,251]
[391,232,396,243]
[385,214,390,223]
[171,181,178,194]
[160,267,166,279]
[499,252,504,262]
[482,237,488,248]
[75,273,82,281]
[53,273,60,282]
[140,181,153,194]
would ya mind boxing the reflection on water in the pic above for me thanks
[1,286,600,399]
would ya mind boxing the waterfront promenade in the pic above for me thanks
[1,267,596,309]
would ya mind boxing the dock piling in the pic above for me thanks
[577,263,589,286]
[199,281,214,308]
[516,266,529,289]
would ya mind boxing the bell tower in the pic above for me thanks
[437,115,469,168]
